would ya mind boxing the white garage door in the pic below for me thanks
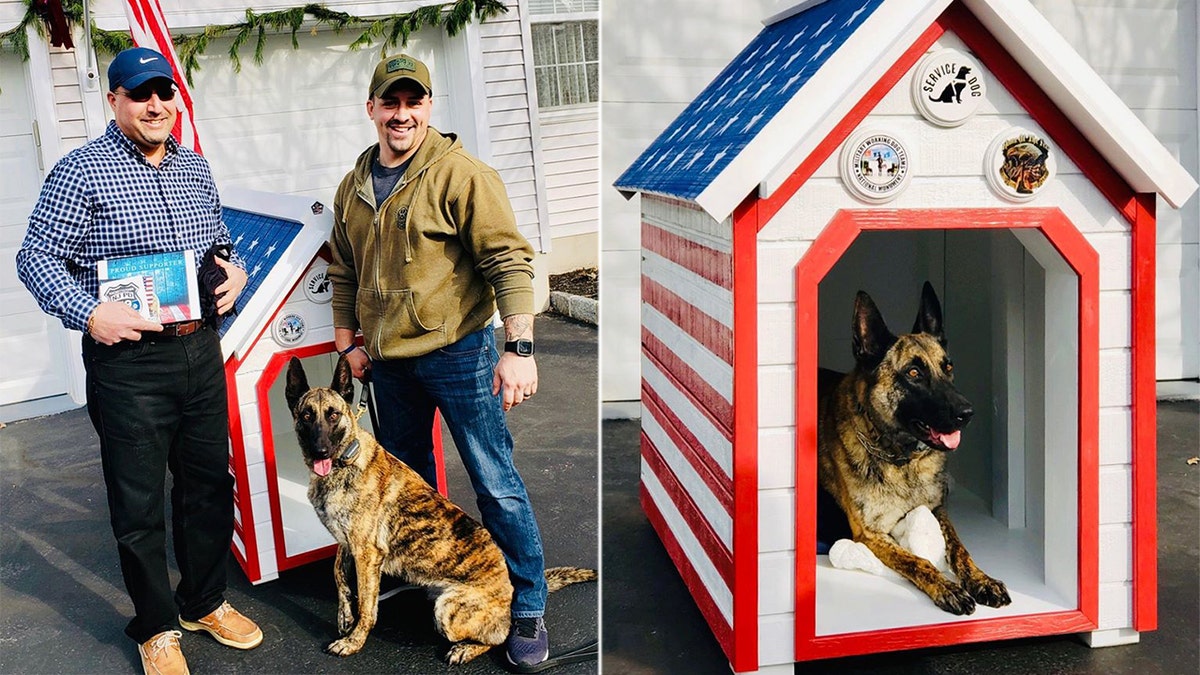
[0,52,71,407]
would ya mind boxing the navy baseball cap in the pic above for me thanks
[108,47,176,92]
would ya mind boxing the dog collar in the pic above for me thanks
[339,439,360,463]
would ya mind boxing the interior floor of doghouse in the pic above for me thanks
[274,430,336,557]
[815,492,1076,635]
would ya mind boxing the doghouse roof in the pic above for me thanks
[614,0,1199,222]
[216,187,332,360]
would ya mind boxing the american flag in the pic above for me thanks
[122,0,203,154]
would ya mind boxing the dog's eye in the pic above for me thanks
[907,367,920,379]
[301,410,313,421]
[945,361,954,373]
[328,411,340,422]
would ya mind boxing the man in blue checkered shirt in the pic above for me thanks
[15,47,259,675]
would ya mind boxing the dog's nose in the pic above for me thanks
[956,407,974,425]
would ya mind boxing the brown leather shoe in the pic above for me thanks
[178,601,263,649]
[138,630,189,675]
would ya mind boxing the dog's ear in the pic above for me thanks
[912,281,947,345]
[331,355,356,406]
[853,291,897,370]
[285,357,309,413]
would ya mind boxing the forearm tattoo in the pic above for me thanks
[504,314,533,340]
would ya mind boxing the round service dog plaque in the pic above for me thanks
[272,312,307,347]
[912,48,986,127]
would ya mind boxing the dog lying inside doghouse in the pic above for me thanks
[285,356,596,663]
[817,282,1012,615]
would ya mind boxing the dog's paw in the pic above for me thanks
[325,637,364,656]
[931,582,976,615]
[965,574,1012,608]
[445,642,492,665]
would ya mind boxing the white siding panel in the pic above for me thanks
[1099,523,1133,583]
[1096,581,1134,630]
[1098,465,1132,524]
[758,550,795,615]
[1098,407,1133,466]
[758,427,796,490]
[759,487,794,553]
[758,612,797,666]
[758,365,796,428]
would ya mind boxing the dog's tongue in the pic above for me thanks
[931,429,961,450]
[313,458,332,477]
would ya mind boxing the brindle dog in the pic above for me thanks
[817,282,1011,615]
[285,356,596,663]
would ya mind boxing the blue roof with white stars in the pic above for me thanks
[614,0,884,201]
[215,207,304,337]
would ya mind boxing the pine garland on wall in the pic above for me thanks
[2,0,508,83]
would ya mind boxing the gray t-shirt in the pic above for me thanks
[372,157,412,210]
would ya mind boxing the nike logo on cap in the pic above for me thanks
[139,57,158,64]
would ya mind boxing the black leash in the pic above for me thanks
[502,639,599,673]
[357,369,381,432]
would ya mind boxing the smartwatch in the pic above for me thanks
[504,339,535,357]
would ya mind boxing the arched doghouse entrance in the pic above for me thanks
[792,208,1099,659]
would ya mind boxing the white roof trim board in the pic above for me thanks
[619,0,1198,221]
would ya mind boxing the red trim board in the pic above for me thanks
[792,208,1100,661]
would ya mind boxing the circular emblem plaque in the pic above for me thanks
[840,131,912,203]
[985,127,1055,202]
[272,312,307,347]
[303,265,333,304]
[912,48,986,127]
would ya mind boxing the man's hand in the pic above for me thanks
[493,352,538,411]
[493,313,537,411]
[87,301,163,345]
[345,346,371,381]
[213,256,248,315]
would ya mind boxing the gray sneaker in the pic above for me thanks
[505,616,548,667]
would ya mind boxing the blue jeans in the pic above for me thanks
[369,327,548,617]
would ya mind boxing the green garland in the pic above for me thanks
[2,0,508,84]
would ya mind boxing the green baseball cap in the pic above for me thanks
[369,54,432,99]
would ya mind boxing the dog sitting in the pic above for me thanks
[817,282,1011,615]
[285,355,596,663]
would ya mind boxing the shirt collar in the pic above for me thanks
[105,120,180,167]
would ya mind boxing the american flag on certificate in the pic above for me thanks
[122,0,203,154]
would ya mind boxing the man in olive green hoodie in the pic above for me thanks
[326,54,550,667]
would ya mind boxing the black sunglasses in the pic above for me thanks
[117,82,177,102]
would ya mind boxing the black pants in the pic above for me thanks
[83,327,233,643]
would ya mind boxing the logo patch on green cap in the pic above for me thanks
[387,57,416,74]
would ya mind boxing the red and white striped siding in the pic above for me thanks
[640,195,738,655]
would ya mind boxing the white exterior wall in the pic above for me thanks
[539,109,599,240]
[603,0,1200,407]
[753,30,1138,647]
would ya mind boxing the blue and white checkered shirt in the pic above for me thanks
[16,121,241,332]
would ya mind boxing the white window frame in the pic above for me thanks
[529,10,599,112]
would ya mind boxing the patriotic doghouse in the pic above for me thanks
[215,187,448,584]
[615,0,1197,673]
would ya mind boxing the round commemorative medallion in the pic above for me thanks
[912,48,986,127]
[840,131,912,203]
[985,127,1055,202]
[302,265,333,304]
[272,312,307,347]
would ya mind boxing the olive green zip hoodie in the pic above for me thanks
[327,128,535,359]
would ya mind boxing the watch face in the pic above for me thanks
[508,339,534,356]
